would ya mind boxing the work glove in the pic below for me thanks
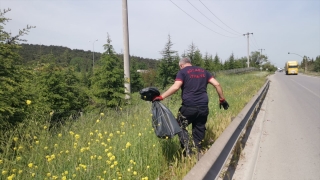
[152,96,163,102]
[219,98,229,110]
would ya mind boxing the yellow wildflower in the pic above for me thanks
[133,171,137,175]
[138,133,142,137]
[69,131,75,135]
[31,173,35,177]
[0,159,3,164]
[18,170,22,174]
[126,142,131,148]
[96,119,100,123]
[7,174,15,180]
[75,134,80,140]
[2,170,8,175]
[26,100,31,105]
[28,163,33,168]
[58,133,62,137]
[44,146,48,150]
[100,112,104,116]
[13,137,18,142]
[35,141,39,144]
[46,173,51,177]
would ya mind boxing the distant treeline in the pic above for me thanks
[19,43,159,70]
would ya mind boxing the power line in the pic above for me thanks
[249,36,259,50]
[199,0,242,35]
[186,0,240,36]
[169,0,240,38]
[252,34,260,49]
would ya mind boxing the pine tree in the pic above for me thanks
[203,52,214,71]
[228,53,235,69]
[91,33,125,108]
[213,53,222,71]
[158,34,179,89]
[130,57,144,93]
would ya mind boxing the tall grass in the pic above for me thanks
[0,72,269,180]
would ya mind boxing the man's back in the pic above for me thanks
[175,66,213,106]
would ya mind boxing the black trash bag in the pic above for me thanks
[139,87,160,101]
[151,101,182,139]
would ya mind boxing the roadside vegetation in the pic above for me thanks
[0,8,285,180]
[0,72,269,180]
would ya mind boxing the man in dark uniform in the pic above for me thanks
[153,57,229,156]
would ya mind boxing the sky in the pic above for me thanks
[1,0,319,68]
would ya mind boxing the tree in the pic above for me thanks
[213,53,222,71]
[193,49,204,67]
[130,57,144,93]
[203,52,214,72]
[228,53,235,69]
[313,56,320,72]
[251,51,268,67]
[0,8,35,127]
[91,33,125,109]
[158,34,179,89]
[36,65,88,120]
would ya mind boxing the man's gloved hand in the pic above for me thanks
[219,98,229,110]
[152,96,163,102]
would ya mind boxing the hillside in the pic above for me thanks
[18,43,159,69]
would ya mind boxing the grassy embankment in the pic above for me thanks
[0,72,269,180]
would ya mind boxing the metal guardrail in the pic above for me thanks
[183,80,270,180]
[216,67,259,75]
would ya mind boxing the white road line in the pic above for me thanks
[290,79,320,98]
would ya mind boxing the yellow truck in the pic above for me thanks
[285,61,299,75]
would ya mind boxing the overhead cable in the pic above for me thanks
[199,0,242,35]
[252,34,260,49]
[186,0,241,36]
[169,0,240,38]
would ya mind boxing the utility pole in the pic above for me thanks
[122,0,131,98]
[243,32,253,68]
[258,49,265,56]
[91,39,98,71]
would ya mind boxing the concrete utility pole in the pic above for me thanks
[90,39,98,71]
[258,48,265,56]
[243,32,253,68]
[122,0,131,98]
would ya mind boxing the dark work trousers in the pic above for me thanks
[177,105,209,152]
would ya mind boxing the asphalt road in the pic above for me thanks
[233,72,320,180]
